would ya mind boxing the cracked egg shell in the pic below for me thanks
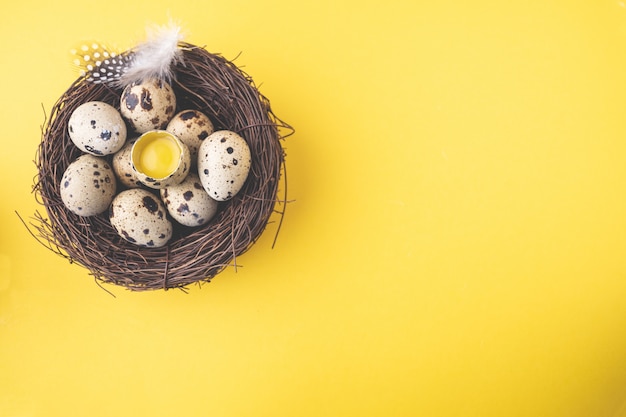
[198,130,251,201]
[160,173,219,227]
[109,189,172,248]
[68,101,127,156]
[112,137,141,188]
[166,110,214,167]
[131,130,191,189]
[60,154,117,216]
[120,78,176,133]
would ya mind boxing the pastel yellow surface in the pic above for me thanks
[3,0,626,416]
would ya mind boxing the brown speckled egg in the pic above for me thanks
[60,154,117,216]
[197,130,251,201]
[160,173,219,227]
[109,189,172,248]
[68,101,127,156]
[120,78,176,133]
[112,137,141,188]
[166,110,214,167]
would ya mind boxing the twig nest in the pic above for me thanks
[29,43,292,291]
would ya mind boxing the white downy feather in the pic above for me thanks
[115,22,185,87]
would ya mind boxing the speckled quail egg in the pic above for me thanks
[166,110,214,167]
[60,154,117,216]
[198,130,251,201]
[109,189,173,248]
[68,101,127,156]
[120,78,176,133]
[160,173,219,227]
[112,137,141,188]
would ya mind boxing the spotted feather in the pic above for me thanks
[70,43,134,84]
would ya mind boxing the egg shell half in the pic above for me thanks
[131,130,192,189]
[112,137,141,188]
[166,110,214,167]
[198,130,252,201]
[120,78,176,133]
[161,173,219,227]
[68,101,127,156]
[109,189,173,248]
[60,154,117,216]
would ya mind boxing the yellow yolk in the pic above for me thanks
[132,132,181,179]
[138,137,179,178]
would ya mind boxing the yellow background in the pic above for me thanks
[3,0,626,416]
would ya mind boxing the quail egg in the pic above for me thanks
[198,130,251,201]
[109,189,172,248]
[160,173,219,227]
[120,78,176,133]
[60,154,117,216]
[166,110,214,167]
[131,130,191,189]
[112,137,141,188]
[68,101,127,156]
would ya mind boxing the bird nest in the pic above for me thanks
[26,43,292,291]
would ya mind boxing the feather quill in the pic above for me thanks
[114,22,185,88]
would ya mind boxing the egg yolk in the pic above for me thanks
[133,132,181,179]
